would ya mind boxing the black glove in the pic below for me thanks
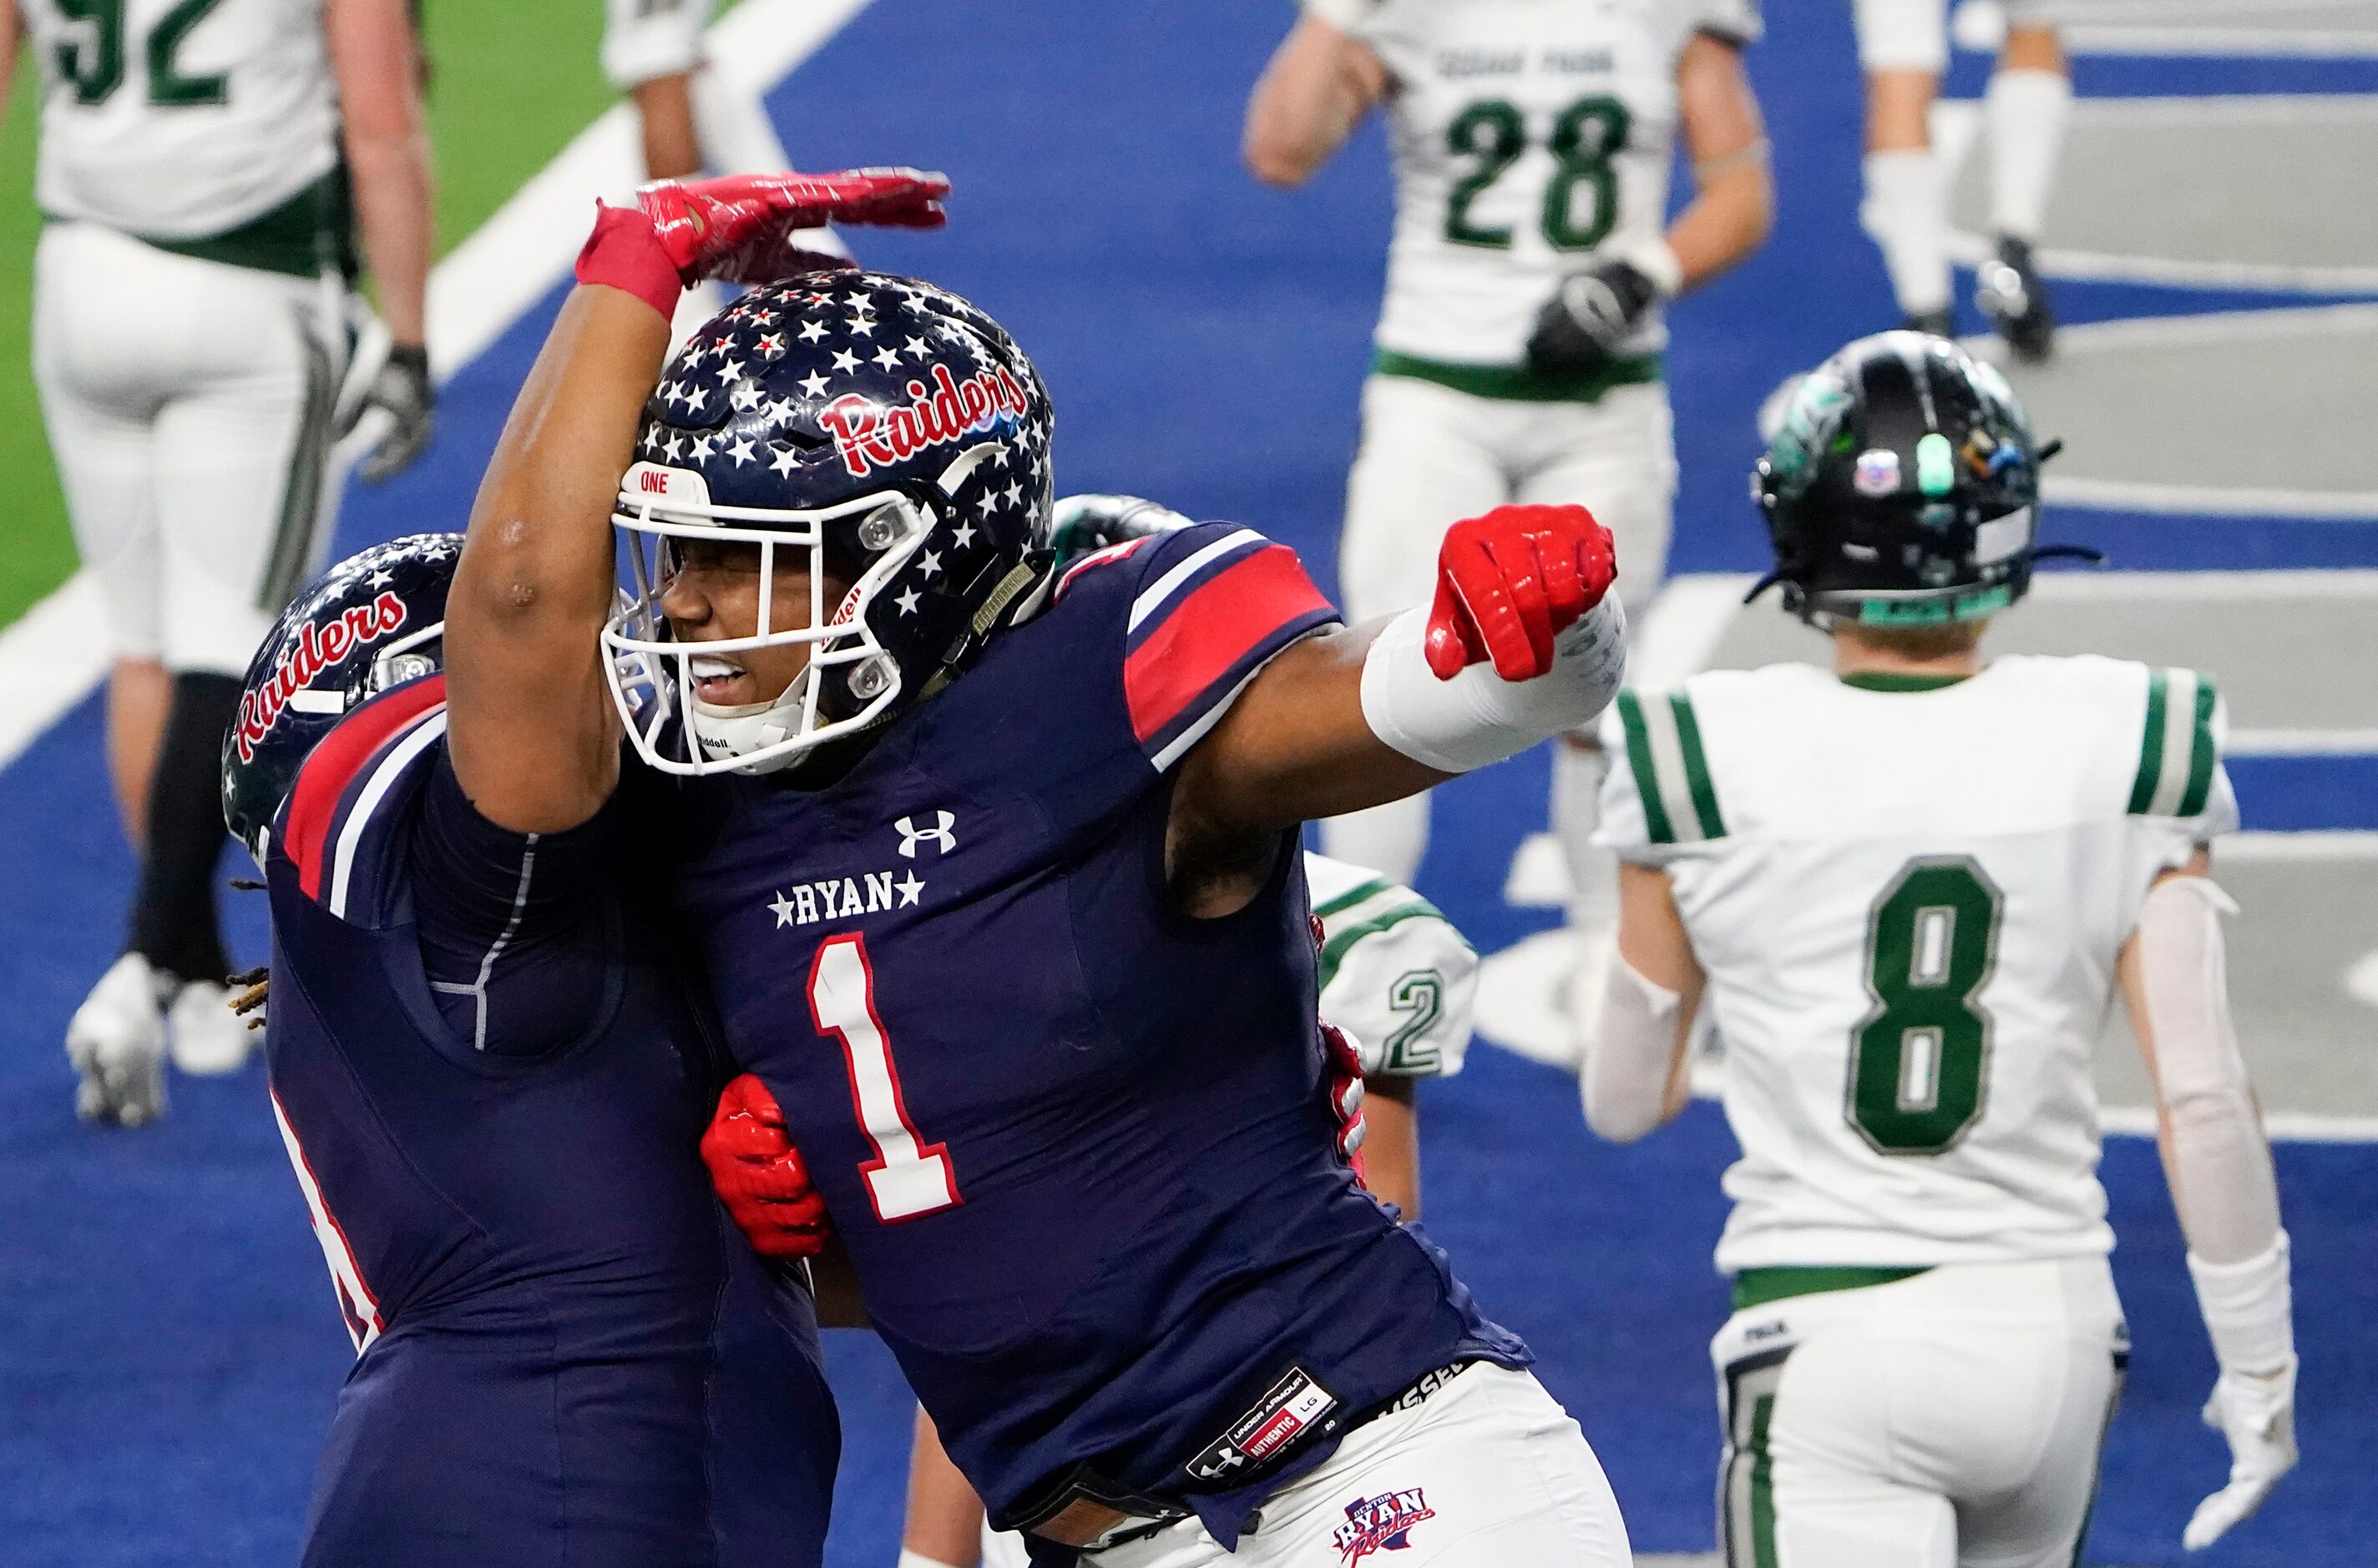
[357,343,433,483]
[1525,260,1660,380]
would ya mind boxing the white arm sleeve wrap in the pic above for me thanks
[2136,875,2294,1372]
[2138,877,2282,1263]
[1359,598,1628,774]
[1581,954,1680,1143]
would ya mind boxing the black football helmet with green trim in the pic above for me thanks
[1750,331,2082,627]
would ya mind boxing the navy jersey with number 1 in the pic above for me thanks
[666,524,1527,1541]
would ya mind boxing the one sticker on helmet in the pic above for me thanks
[1852,448,1901,497]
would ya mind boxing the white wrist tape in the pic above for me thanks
[1360,598,1628,774]
[1582,955,1681,1144]
[1622,237,1685,300]
[2189,1232,2295,1377]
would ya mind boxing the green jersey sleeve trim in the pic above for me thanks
[2128,668,2220,818]
[1316,901,1443,992]
[1614,688,1727,845]
[1311,876,1395,923]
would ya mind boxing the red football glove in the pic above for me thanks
[637,167,949,286]
[701,1074,834,1260]
[1322,1022,1369,1175]
[1424,503,1617,681]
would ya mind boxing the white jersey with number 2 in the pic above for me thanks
[23,0,339,240]
[1598,655,2238,1274]
[1304,0,1761,367]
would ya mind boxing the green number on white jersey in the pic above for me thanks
[53,0,229,107]
[1442,94,1632,253]
[1382,969,1445,1074]
[1847,857,2002,1154]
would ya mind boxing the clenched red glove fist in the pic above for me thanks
[1322,1022,1369,1170]
[636,167,950,286]
[1424,503,1617,681]
[701,1073,834,1259]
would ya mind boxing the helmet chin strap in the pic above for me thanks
[687,675,812,776]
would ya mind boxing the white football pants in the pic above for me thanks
[1713,1257,2128,1568]
[33,220,343,675]
[1322,372,1674,888]
[1075,1363,1627,1568]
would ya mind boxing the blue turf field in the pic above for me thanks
[2,3,2371,1565]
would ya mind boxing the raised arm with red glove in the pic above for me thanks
[445,166,949,838]
[1165,503,1627,910]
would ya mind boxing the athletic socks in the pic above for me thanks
[129,671,243,988]
[1986,68,2070,242]
[1859,149,1953,317]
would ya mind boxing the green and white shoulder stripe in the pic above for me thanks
[1615,687,1728,846]
[2127,667,2221,818]
[1311,873,1450,992]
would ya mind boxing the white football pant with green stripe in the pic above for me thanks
[1714,1258,2128,1568]
[1322,372,1674,889]
[33,220,346,675]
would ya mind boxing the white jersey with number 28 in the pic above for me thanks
[1303,0,1760,367]
[1598,655,2237,1273]
[23,0,339,240]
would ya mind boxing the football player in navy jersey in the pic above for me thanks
[220,171,954,1568]
[457,169,1634,1565]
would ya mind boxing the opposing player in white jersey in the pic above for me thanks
[1243,0,1770,1044]
[901,842,1484,1568]
[1854,0,2068,357]
[3,0,432,1122]
[1584,333,2297,1565]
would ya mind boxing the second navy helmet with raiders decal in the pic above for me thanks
[602,267,1056,776]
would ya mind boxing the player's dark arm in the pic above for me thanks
[1667,32,1772,290]
[445,284,670,832]
[1175,505,1625,901]
[1359,1074,1420,1218]
[1243,13,1387,187]
[326,0,433,352]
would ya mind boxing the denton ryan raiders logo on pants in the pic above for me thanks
[1332,1488,1435,1564]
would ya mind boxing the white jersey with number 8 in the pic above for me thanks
[1597,655,2237,1273]
[1304,0,1761,367]
[23,0,339,241]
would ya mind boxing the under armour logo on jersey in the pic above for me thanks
[896,811,956,857]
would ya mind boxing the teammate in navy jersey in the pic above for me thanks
[216,172,953,1568]
[459,169,1634,1565]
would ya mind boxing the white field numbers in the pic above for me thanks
[806,933,962,1222]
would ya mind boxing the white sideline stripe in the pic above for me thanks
[2066,25,2378,58]
[2041,475,2378,520]
[2026,567,2378,600]
[1948,230,2378,297]
[0,572,109,769]
[2229,727,2378,756]
[2097,1103,2378,1144]
[0,0,875,778]
[2219,830,2378,862]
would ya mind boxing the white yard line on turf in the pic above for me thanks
[2066,24,2378,58]
[0,0,874,779]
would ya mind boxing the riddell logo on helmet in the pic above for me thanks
[817,362,1031,478]
[232,591,408,763]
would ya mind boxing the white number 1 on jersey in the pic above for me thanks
[807,933,963,1222]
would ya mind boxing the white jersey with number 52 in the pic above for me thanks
[1303,0,1760,367]
[1597,655,2238,1273]
[23,0,338,240]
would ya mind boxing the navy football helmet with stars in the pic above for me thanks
[602,267,1057,776]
